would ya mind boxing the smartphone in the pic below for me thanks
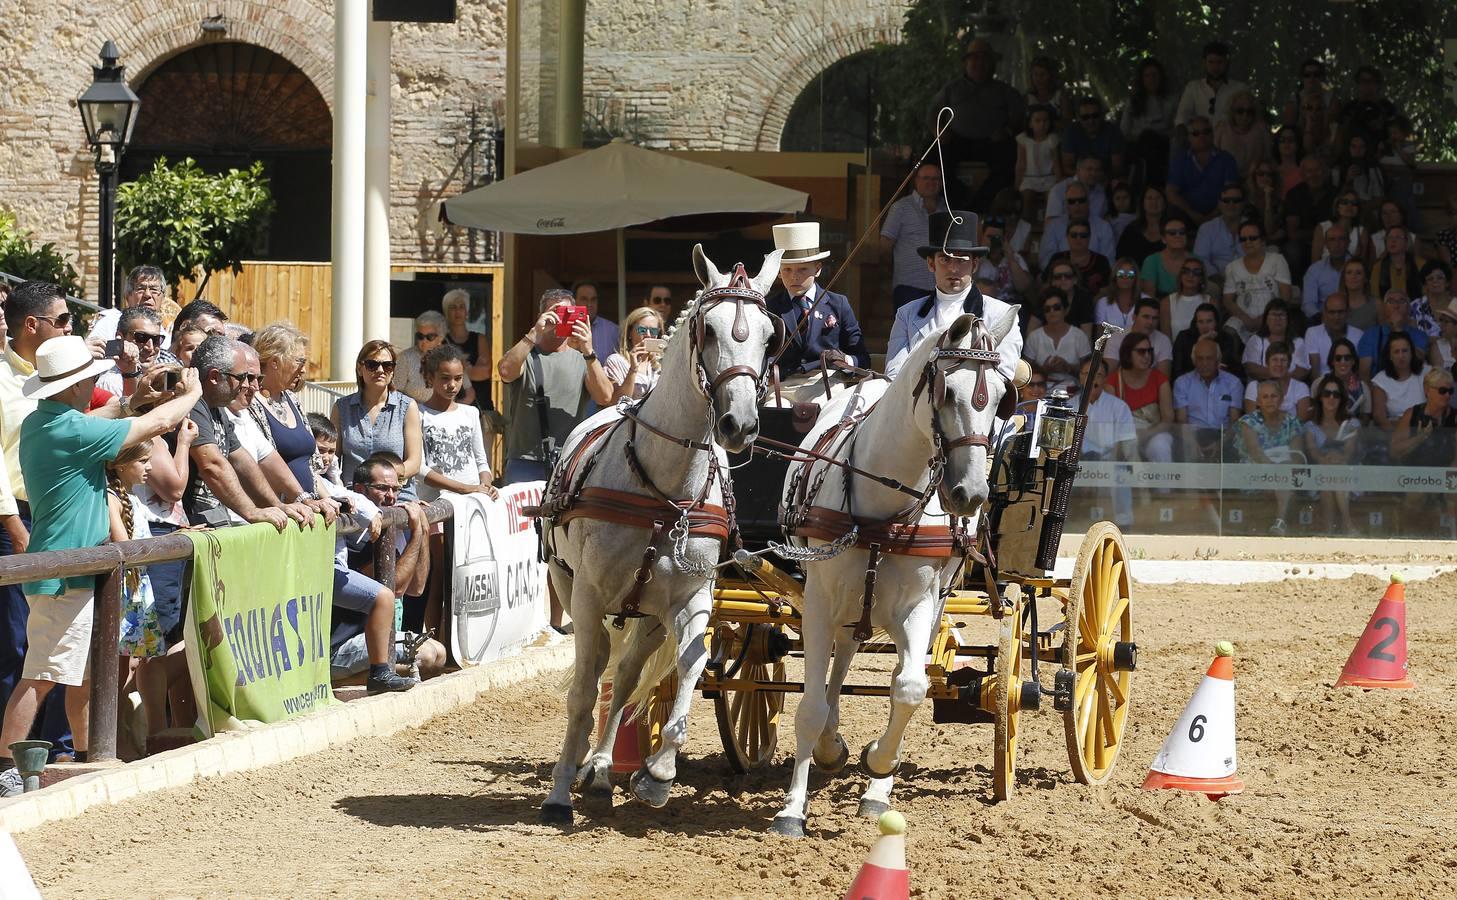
[641,337,666,354]
[105,338,126,358]
[161,369,182,392]
[554,304,589,338]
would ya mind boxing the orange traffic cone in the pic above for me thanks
[843,811,909,900]
[595,682,649,773]
[1142,641,1244,799]
[1335,574,1415,690]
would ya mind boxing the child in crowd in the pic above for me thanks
[418,345,496,501]
[106,440,170,741]
[307,412,343,488]
[172,323,207,366]
[1016,105,1061,223]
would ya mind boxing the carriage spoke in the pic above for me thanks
[1107,670,1128,705]
[1081,683,1099,755]
[1102,596,1130,638]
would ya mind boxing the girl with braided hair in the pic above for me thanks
[107,441,168,735]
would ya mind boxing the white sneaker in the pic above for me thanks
[0,767,23,797]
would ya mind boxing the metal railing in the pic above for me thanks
[0,499,454,763]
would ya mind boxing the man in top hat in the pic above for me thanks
[885,210,1023,380]
[766,222,870,402]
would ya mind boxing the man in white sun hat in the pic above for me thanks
[0,336,201,792]
[766,221,870,402]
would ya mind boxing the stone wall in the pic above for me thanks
[0,0,902,285]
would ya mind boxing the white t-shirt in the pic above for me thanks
[1244,378,1311,416]
[419,402,491,501]
[1223,253,1292,338]
[1024,326,1091,387]
[1093,295,1152,332]
[1303,324,1363,379]
[1103,330,1173,367]
[602,352,660,401]
[223,408,277,526]
[1166,292,1210,338]
[1084,391,1136,457]
[1242,334,1309,371]
[1016,133,1060,192]
[1371,371,1424,419]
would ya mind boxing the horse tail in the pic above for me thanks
[623,620,678,718]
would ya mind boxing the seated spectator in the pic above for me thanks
[1303,375,1360,533]
[1304,293,1362,379]
[1045,156,1109,222]
[1357,291,1430,379]
[1116,185,1167,265]
[974,215,1032,303]
[1310,192,1370,269]
[1389,368,1457,531]
[1060,99,1124,177]
[170,299,228,349]
[1140,214,1195,298]
[1433,306,1457,371]
[1283,156,1338,273]
[0,338,200,788]
[1245,162,1287,254]
[1174,336,1244,461]
[1092,258,1149,332]
[1273,126,1304,197]
[1331,258,1378,331]
[1024,287,1089,389]
[604,307,665,402]
[334,340,427,500]
[1338,133,1385,206]
[497,289,614,483]
[1192,183,1246,280]
[1107,180,1137,244]
[1301,221,1354,321]
[1172,302,1244,381]
[1044,259,1096,333]
[1213,89,1271,179]
[442,288,489,409]
[1120,58,1176,188]
[1040,191,1117,269]
[394,311,447,405]
[989,188,1033,258]
[1222,220,1292,340]
[1410,261,1452,341]
[1163,257,1214,339]
[1370,225,1423,300]
[1370,331,1425,431]
[1236,379,1303,533]
[1282,60,1339,138]
[1048,227,1112,299]
[1076,355,1135,529]
[1105,332,1174,464]
[1018,363,1048,407]
[1167,115,1239,226]
[1431,193,1457,267]
[1104,297,1172,377]
[1243,342,1310,420]
[1243,301,1308,382]
[1015,106,1061,222]
[1326,338,1372,423]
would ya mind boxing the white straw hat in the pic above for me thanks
[22,336,116,399]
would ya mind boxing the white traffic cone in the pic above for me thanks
[1141,641,1244,799]
[0,831,41,900]
[842,810,909,900]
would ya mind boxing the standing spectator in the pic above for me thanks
[1370,226,1424,302]
[169,299,228,348]
[1014,106,1060,222]
[1338,134,1386,206]
[1060,97,1125,178]
[1327,338,1373,423]
[1024,55,1072,125]
[1044,260,1095,333]
[1370,331,1424,431]
[1167,116,1239,226]
[1140,214,1195,298]
[1357,292,1429,379]
[879,162,947,308]
[418,345,495,501]
[1272,127,1304,197]
[1242,342,1310,420]
[1175,42,1249,139]
[926,37,1024,209]
[1236,379,1303,533]
[1106,332,1175,466]
[96,306,165,399]
[1283,60,1340,135]
[572,281,620,363]
[0,338,200,787]
[253,322,319,495]
[1163,258,1214,339]
[1045,156,1108,222]
[1213,90,1271,179]
[497,289,613,484]
[86,265,170,350]
[1104,296,1172,377]
[334,340,428,501]
[1174,336,1244,461]
[220,344,326,528]
[1117,186,1168,265]
[442,288,490,410]
[974,215,1032,303]
[644,284,674,323]
[1304,216,1360,317]
[394,311,446,405]
[1338,67,1400,151]
[1076,355,1136,529]
[1023,286,1089,390]
[172,324,207,367]
[1304,292,1363,379]
[1193,183,1247,280]
[1283,156,1338,272]
[1039,182,1116,268]
[603,307,664,402]
[1222,221,1292,340]
[1411,261,1453,340]
[1303,375,1360,534]
[1092,258,1146,333]
[1244,301,1308,382]
[1120,58,1177,187]
[1246,163,1288,254]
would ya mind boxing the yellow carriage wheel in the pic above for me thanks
[1062,522,1134,785]
[638,672,676,761]
[712,623,787,774]
[992,584,1024,802]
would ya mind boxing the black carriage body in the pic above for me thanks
[727,406,802,552]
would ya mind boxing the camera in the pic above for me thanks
[553,304,589,338]
[160,369,182,392]
[641,337,666,355]
[105,338,126,358]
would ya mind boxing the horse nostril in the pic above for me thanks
[718,413,740,436]
[950,486,971,506]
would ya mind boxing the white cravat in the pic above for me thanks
[932,286,971,330]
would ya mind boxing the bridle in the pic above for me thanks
[687,263,785,405]
[911,320,1006,455]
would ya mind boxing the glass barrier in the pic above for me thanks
[1064,422,1457,539]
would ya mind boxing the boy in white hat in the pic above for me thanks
[767,222,870,402]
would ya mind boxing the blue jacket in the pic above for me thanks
[768,285,870,375]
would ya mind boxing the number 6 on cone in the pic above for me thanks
[1141,641,1243,799]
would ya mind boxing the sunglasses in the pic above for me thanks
[1052,272,1077,280]
[129,332,164,346]
[415,331,441,342]
[1065,197,1089,205]
[1439,387,1456,396]
[1042,303,1065,312]
[634,326,662,337]
[1133,346,1154,355]
[33,313,72,328]
[359,482,400,494]
[1239,235,1263,243]
[1116,269,1137,278]
[222,371,261,386]
[1028,380,1048,388]
[1332,354,1356,362]
[1164,228,1187,237]
[362,359,397,373]
[1320,389,1342,398]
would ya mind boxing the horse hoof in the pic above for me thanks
[859,743,900,780]
[770,815,806,838]
[813,735,850,773]
[629,767,674,809]
[856,798,891,820]
[579,762,613,801]
[539,802,574,828]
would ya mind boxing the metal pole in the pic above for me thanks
[98,166,117,309]
[87,562,124,762]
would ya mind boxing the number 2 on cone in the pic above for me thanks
[1368,617,1400,663]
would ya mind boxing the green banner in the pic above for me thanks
[182,523,337,735]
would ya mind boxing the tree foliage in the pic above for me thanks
[115,157,275,300]
[874,0,1457,160]
[0,209,83,296]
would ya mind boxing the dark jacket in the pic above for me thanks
[768,286,871,375]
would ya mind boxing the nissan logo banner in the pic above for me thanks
[443,484,549,667]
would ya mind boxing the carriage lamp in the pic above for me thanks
[1038,389,1078,458]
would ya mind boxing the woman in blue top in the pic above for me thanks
[331,340,426,500]
[252,322,319,491]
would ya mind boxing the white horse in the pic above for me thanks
[770,309,1018,837]
[537,245,784,827]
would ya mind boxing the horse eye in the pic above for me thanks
[702,323,716,339]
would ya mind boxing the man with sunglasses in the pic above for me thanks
[1167,115,1238,226]
[1039,181,1115,269]
[1060,98,1125,179]
[1045,156,1108,223]
[1174,42,1249,142]
[96,306,166,399]
[1193,182,1248,278]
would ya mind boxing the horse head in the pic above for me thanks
[687,243,785,453]
[914,308,1020,516]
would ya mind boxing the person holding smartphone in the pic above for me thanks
[603,307,665,402]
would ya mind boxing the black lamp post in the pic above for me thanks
[77,40,141,309]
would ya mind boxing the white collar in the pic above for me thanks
[795,282,818,302]
[935,285,972,308]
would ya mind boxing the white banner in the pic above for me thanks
[1078,462,1457,495]
[444,482,549,666]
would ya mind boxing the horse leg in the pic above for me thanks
[540,575,601,827]
[860,600,938,787]
[630,589,711,809]
[580,621,664,805]
[771,591,834,838]
[811,635,857,773]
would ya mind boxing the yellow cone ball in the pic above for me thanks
[1214,640,1234,658]
[877,810,906,835]
[1390,572,1405,585]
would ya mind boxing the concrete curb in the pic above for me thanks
[0,640,573,834]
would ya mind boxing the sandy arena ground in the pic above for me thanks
[14,572,1457,899]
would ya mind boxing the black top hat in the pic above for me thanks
[918,210,987,259]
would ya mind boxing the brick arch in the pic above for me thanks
[101,0,335,109]
[727,3,904,151]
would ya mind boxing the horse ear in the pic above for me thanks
[946,313,977,344]
[693,243,722,288]
[752,249,784,297]
[990,305,1021,344]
